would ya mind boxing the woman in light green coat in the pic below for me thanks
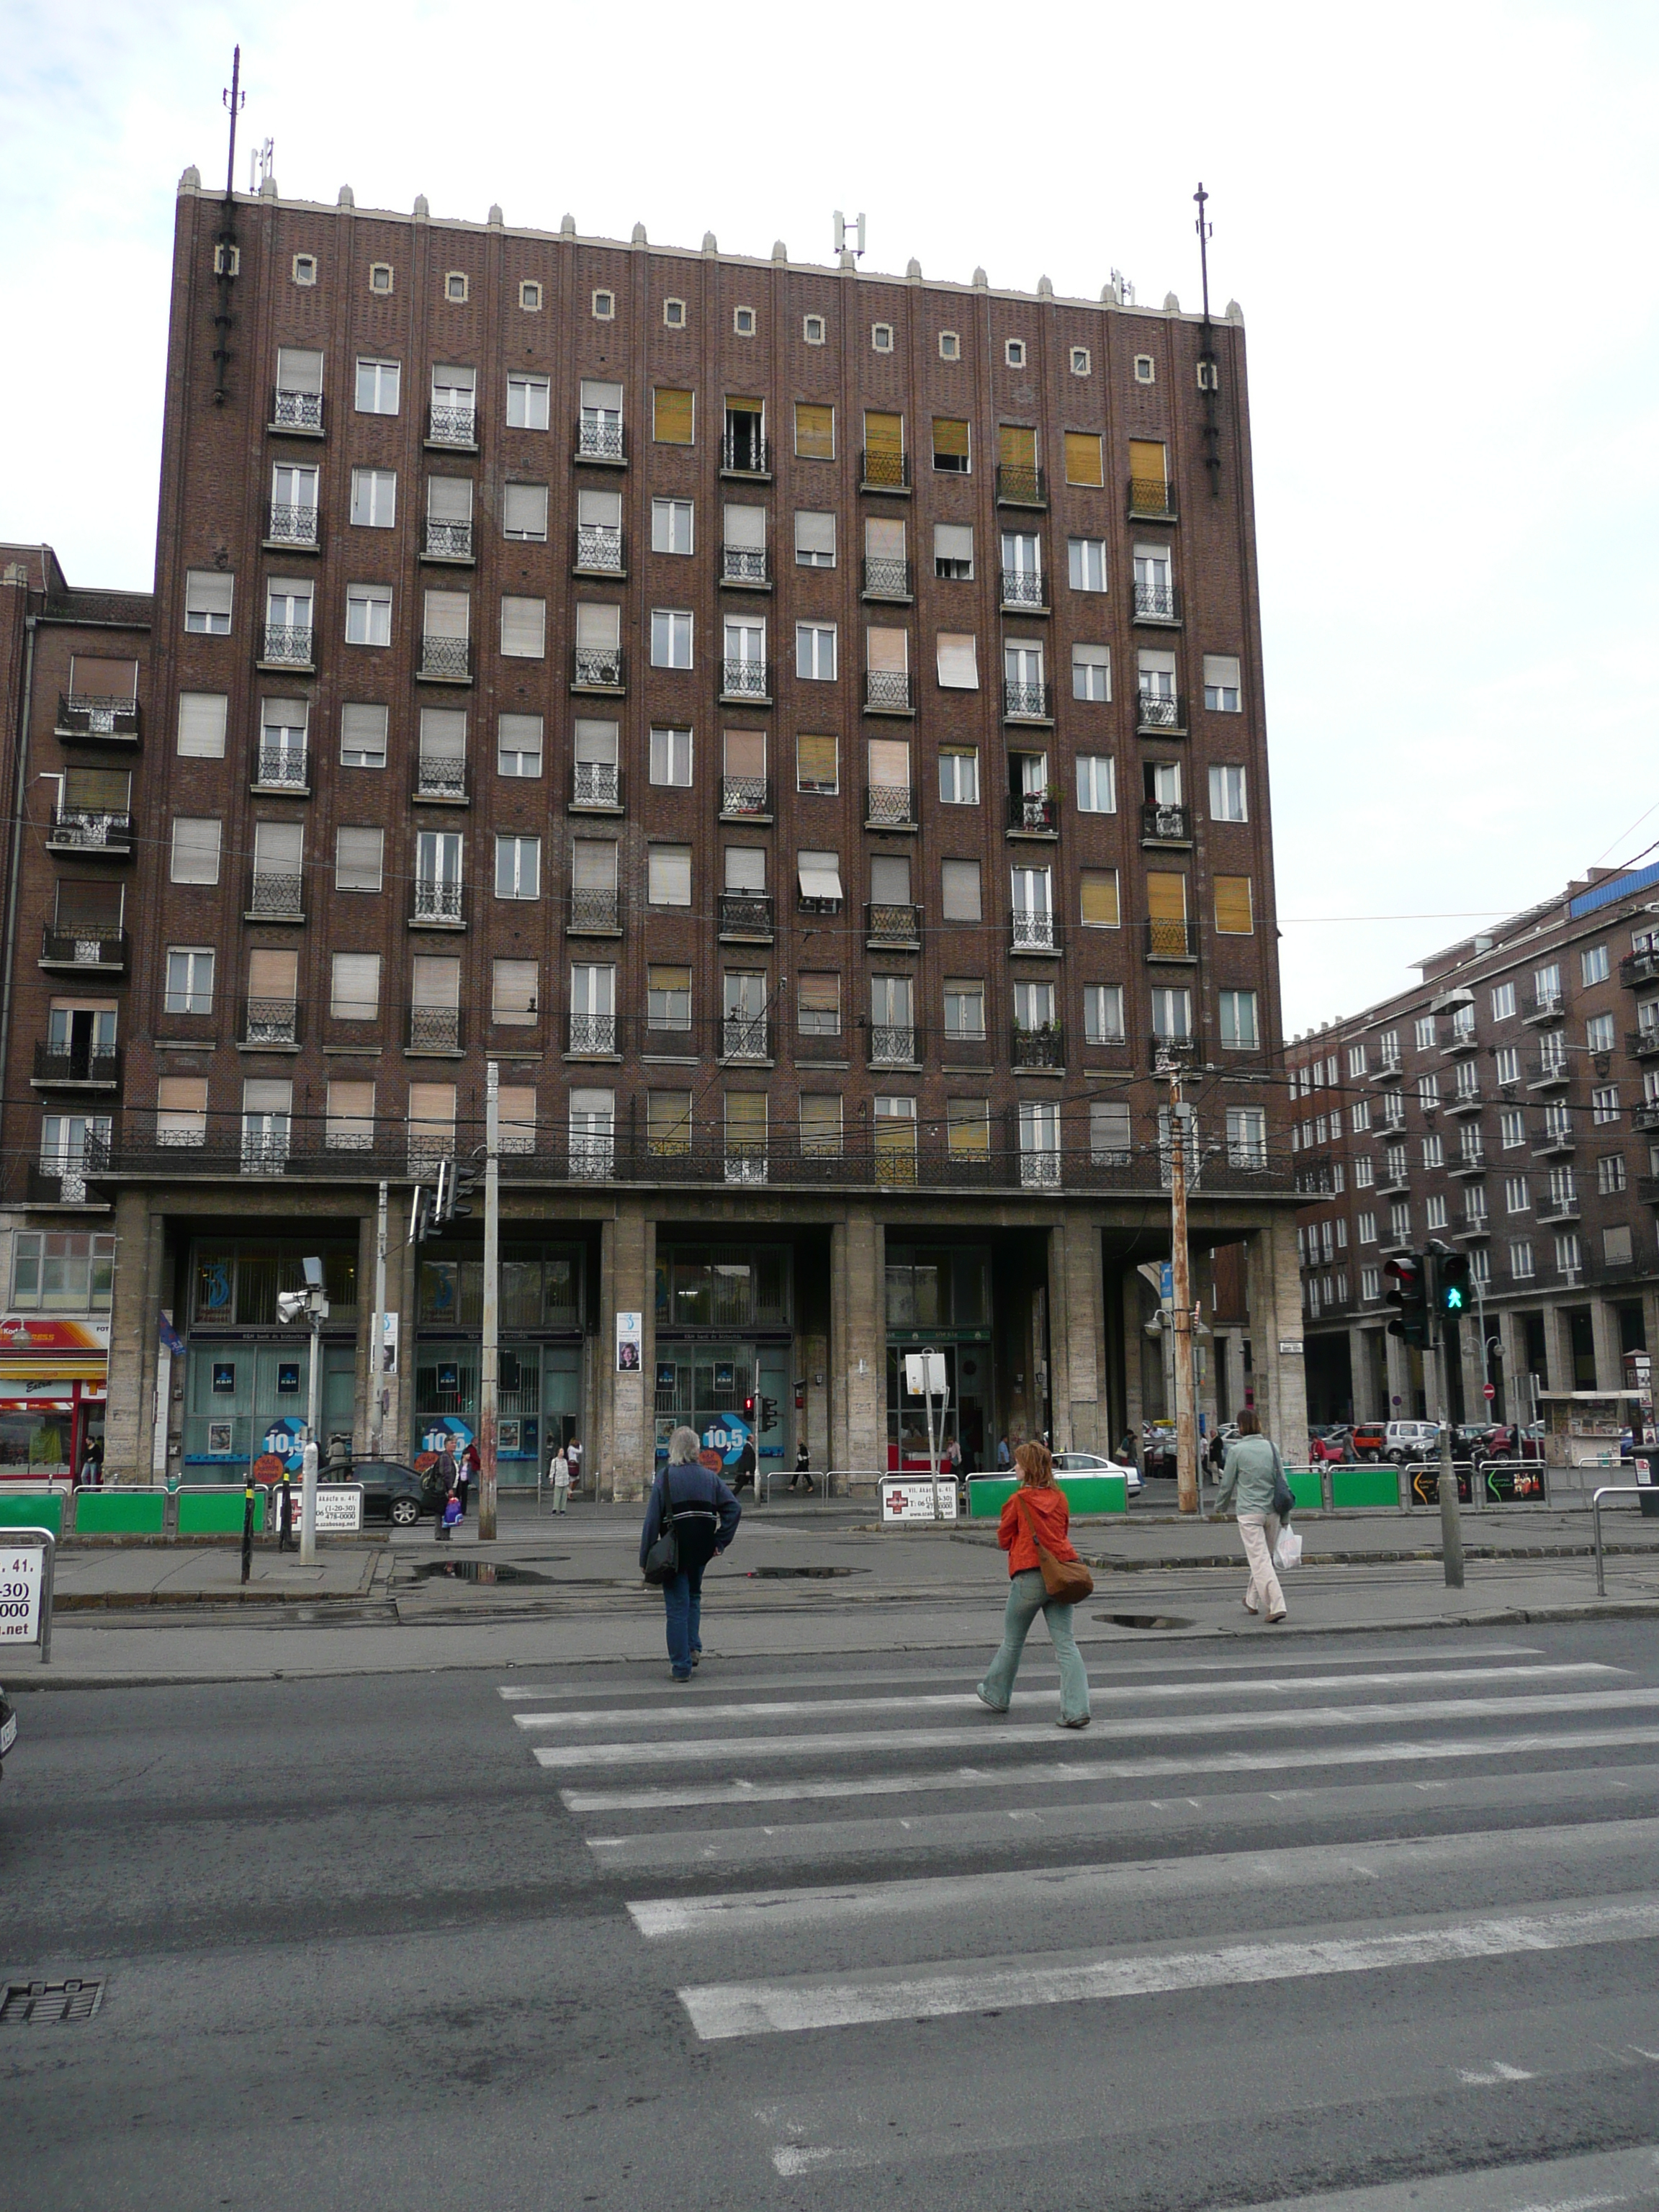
[1210,1408,1287,1622]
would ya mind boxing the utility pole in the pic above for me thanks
[479,1062,500,1541]
[1161,1055,1200,1514]
[302,1300,323,1565]
[370,1179,387,1457]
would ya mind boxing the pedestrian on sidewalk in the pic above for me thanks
[640,1426,740,1681]
[1212,1408,1288,1623]
[456,1440,480,1518]
[997,1434,1012,1472]
[276,1467,296,1552]
[790,1437,814,1494]
[565,1434,583,1495]
[550,1441,571,1514]
[976,1440,1092,1729]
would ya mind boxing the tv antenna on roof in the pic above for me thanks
[1110,266,1134,305]
[833,210,866,261]
[222,45,245,200]
[248,137,274,194]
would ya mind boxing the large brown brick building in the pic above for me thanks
[3,168,1307,1494]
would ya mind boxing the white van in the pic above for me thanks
[1383,1419,1440,1464]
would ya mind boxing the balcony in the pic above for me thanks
[995,464,1046,508]
[259,624,313,670]
[265,501,320,550]
[424,518,475,563]
[419,634,472,683]
[1151,1033,1197,1069]
[860,447,911,493]
[1521,990,1565,1025]
[1136,689,1186,735]
[414,756,468,804]
[1003,680,1054,724]
[575,418,626,465]
[1537,1190,1581,1225]
[865,902,922,950]
[1527,1053,1570,1089]
[721,1013,772,1061]
[1620,947,1659,989]
[570,760,623,812]
[1010,912,1061,956]
[1012,1023,1064,1071]
[1629,1028,1659,1061]
[868,1024,920,1069]
[1128,476,1177,521]
[1140,801,1191,846]
[409,1005,464,1054]
[1131,582,1182,625]
[1009,791,1061,837]
[720,658,770,704]
[40,927,126,974]
[718,891,774,942]
[1455,1216,1491,1241]
[1638,1174,1659,1206]
[1144,918,1197,962]
[864,670,913,714]
[426,404,477,450]
[269,387,324,436]
[47,809,133,857]
[1636,1102,1659,1135]
[720,430,771,480]
[1446,1085,1484,1116]
[1533,1127,1576,1159]
[999,570,1048,613]
[1449,1149,1487,1178]
[27,1157,108,1207]
[1371,1116,1407,1138]
[32,1041,120,1088]
[719,775,770,822]
[1375,1169,1411,1199]
[411,881,464,928]
[567,1012,619,1058]
[572,644,624,693]
[55,693,140,745]
[253,744,309,794]
[246,872,304,923]
[862,557,913,601]
[864,783,917,830]
[572,524,625,577]
[719,545,770,589]
[567,888,622,936]
[1443,1025,1481,1056]
[240,998,299,1049]
[1366,1057,1403,1082]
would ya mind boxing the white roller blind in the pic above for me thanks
[866,517,905,559]
[1139,648,1177,677]
[503,482,547,536]
[572,840,618,890]
[866,627,907,673]
[423,590,469,639]
[493,961,539,1019]
[176,692,228,758]
[428,477,472,521]
[578,488,621,528]
[1203,652,1241,689]
[276,347,323,393]
[941,859,982,921]
[249,948,298,996]
[261,696,307,731]
[185,570,235,619]
[243,1079,292,1115]
[724,504,766,549]
[870,854,911,902]
[500,596,546,657]
[336,827,384,891]
[580,379,623,412]
[573,719,618,763]
[798,850,842,901]
[253,821,302,871]
[934,523,973,563]
[170,817,221,883]
[341,703,387,757]
[867,737,910,783]
[795,511,836,556]
[419,708,466,760]
[575,603,620,648]
[329,953,379,1019]
[411,957,461,1010]
[936,633,979,688]
[649,846,691,905]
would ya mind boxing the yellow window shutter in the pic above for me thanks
[653,388,695,444]
[1129,439,1167,487]
[864,410,902,455]
[726,1092,768,1148]
[1214,875,1254,934]
[1064,432,1104,487]
[798,973,840,1015]
[797,731,837,788]
[1080,870,1120,927]
[932,415,969,459]
[800,1094,842,1153]
[999,423,1036,469]
[947,1100,990,1154]
[795,402,835,459]
[647,1091,693,1154]
[1146,871,1188,921]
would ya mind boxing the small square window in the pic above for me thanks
[519,280,542,312]
[938,331,961,361]
[444,271,469,304]
[1004,338,1026,368]
[663,297,687,328]
[369,263,393,295]
[291,253,316,287]
[1133,354,1156,384]
[1069,345,1091,376]
[592,289,615,321]
[734,305,756,336]
[1197,359,1219,390]
[803,313,827,345]
[871,323,894,353]
[214,243,240,276]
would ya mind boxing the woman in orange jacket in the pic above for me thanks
[976,1439,1092,1727]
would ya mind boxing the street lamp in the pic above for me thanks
[276,1256,329,1562]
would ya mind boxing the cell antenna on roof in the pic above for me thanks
[1193,181,1221,499]
[214,48,245,407]
[248,138,274,194]
[1193,181,1213,320]
[833,210,866,261]
[222,45,244,200]
[1110,266,1134,305]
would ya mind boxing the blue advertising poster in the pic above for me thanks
[701,1413,752,1468]
[261,1416,307,1472]
[418,1416,474,1462]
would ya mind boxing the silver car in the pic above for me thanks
[1054,1448,1144,1498]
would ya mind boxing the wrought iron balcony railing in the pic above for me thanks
[718,891,773,938]
[261,624,313,667]
[1447,1084,1484,1115]
[1128,476,1177,520]
[995,464,1046,506]
[415,755,467,801]
[575,417,626,463]
[865,670,912,712]
[865,902,922,948]
[32,1041,119,1087]
[575,526,625,574]
[412,880,464,926]
[41,927,127,971]
[1003,680,1053,721]
[999,570,1047,610]
[427,404,477,448]
[55,693,140,742]
[255,745,308,791]
[572,645,625,691]
[719,544,770,586]
[1532,1125,1576,1157]
[719,775,770,819]
[1020,1148,1063,1188]
[1010,912,1059,954]
[720,430,771,476]
[248,872,304,922]
[1136,689,1185,733]
[1528,1053,1571,1085]
[720,657,770,701]
[860,447,911,491]
[266,502,319,548]
[240,1131,293,1177]
[403,1004,461,1053]
[572,760,622,810]
[567,887,622,935]
[721,1013,772,1061]
[1620,948,1659,989]
[868,1025,920,1067]
[861,557,913,600]
[864,783,917,829]
[424,518,474,560]
[1630,1028,1659,1060]
[1010,792,1060,835]
[568,1012,618,1056]
[1140,801,1190,842]
[1145,917,1197,961]
[242,998,299,1048]
[1012,1023,1064,1070]
[1132,581,1181,623]
[270,387,324,433]
[47,810,133,854]
[1521,990,1565,1024]
[420,634,471,681]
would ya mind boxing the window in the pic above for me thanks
[1586,1012,1615,1053]
[1593,1084,1619,1123]
[1069,539,1107,593]
[336,827,384,892]
[932,416,969,472]
[503,482,549,541]
[1151,987,1192,1042]
[731,305,756,337]
[354,357,400,413]
[1219,990,1259,1049]
[937,632,979,690]
[1354,1156,1374,1188]
[1063,431,1105,486]
[796,623,837,681]
[430,363,475,430]
[651,609,693,669]
[1495,1044,1520,1084]
[1597,1154,1627,1196]
[649,845,691,907]
[495,595,544,662]
[796,511,837,567]
[1075,755,1115,812]
[653,387,694,444]
[659,296,686,330]
[292,254,316,287]
[871,321,894,352]
[1084,985,1125,1043]
[1413,1015,1436,1051]
[346,583,392,646]
[1213,876,1254,934]
[176,692,228,757]
[935,978,984,1045]
[165,948,215,1015]
[350,467,396,529]
[184,570,233,634]
[803,314,827,346]
[938,331,960,360]
[1357,1210,1378,1246]
[652,497,694,554]
[1423,1133,1444,1170]
[330,952,380,1022]
[340,702,387,770]
[638,963,691,1035]
[1202,655,1242,711]
[170,817,221,885]
[1534,961,1562,1003]
[997,337,1024,369]
[794,403,835,459]
[506,374,550,431]
[649,725,693,787]
[932,523,973,581]
[12,1228,116,1310]
[1501,1106,1526,1149]
[1133,354,1156,384]
[1201,763,1246,824]
[1225,1106,1267,1169]
[1079,868,1120,929]
[495,835,540,900]
[797,732,837,795]
[1069,346,1092,377]
[939,747,979,804]
[1071,643,1111,703]
[938,858,981,923]
[495,711,543,781]
[1582,943,1610,984]
[519,280,541,313]
[1491,981,1516,1020]
[444,271,469,303]
[592,289,614,320]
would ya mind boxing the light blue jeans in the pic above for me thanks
[978,1569,1091,1723]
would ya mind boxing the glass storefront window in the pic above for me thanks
[661,1245,792,1330]
[885,1246,989,1328]
[421,1250,581,1331]
[191,1241,358,1326]
[12,1231,116,1310]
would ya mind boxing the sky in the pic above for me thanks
[3,0,1655,1035]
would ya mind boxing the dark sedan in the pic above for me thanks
[328,1460,449,1527]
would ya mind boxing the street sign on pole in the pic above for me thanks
[1483,1383,1496,1402]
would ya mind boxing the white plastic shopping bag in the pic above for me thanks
[1273,1522,1303,1570]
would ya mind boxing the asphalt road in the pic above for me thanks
[6,1617,1659,2211]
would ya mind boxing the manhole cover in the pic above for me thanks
[747,1565,861,1579]
[1096,1614,1195,1631]
[1,1979,104,2025]
[410,1560,555,1586]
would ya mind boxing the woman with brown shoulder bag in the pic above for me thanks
[976,1439,1093,1727]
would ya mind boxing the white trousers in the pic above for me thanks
[552,1478,570,1514]
[1236,1511,1285,1617]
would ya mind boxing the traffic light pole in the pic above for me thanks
[1161,1057,1200,1515]
[1434,1323,1465,1590]
[479,1062,500,1542]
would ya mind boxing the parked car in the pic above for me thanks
[1384,1419,1442,1465]
[1308,1426,1352,1467]
[329,1460,449,1527]
[1347,1422,1387,1462]
[1141,1424,1177,1476]
[1054,1448,1143,1498]
[0,1683,15,1779]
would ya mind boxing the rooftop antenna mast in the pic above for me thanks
[222,45,244,199]
[833,210,866,262]
[213,47,245,407]
[1193,181,1221,498]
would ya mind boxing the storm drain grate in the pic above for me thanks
[1,1978,104,2024]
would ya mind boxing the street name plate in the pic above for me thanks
[0,1546,44,1643]
[1278,1339,1304,1356]
[881,1478,958,1524]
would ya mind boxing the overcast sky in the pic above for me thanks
[4,0,1655,1034]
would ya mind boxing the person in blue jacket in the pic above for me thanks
[639,1426,741,1681]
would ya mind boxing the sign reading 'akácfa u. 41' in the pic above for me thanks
[0,1546,45,1643]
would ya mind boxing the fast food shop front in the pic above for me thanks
[0,1317,109,1478]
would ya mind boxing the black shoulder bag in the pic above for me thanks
[1270,1445,1296,1522]
[642,1473,680,1586]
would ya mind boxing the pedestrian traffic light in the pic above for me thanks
[409,1185,437,1245]
[760,1395,779,1431]
[433,1156,454,1226]
[1383,1252,1430,1347]
[742,1394,755,1420]
[449,1154,480,1220]
[1434,1246,1474,1318]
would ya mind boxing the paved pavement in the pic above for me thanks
[6,1620,1659,2208]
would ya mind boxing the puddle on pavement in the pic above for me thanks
[411,1560,561,1586]
[1096,1613,1196,1630]
[746,1565,863,1579]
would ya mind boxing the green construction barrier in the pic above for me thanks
[176,1487,267,1537]
[967,1471,1128,1519]
[1329,1464,1400,1510]
[73,1490,167,1537]
[0,1489,63,1537]
[1283,1467,1324,1513]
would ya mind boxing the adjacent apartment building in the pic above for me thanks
[4,167,1306,1493]
[1292,863,1659,1432]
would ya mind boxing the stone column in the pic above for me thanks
[391,1190,417,1457]
[1046,1217,1100,1453]
[1120,1265,1146,1443]
[832,1205,884,1476]
[599,1198,650,1501]
[1590,1297,1622,1393]
[104,1189,154,1483]
[354,1207,377,1450]
[1539,1300,1571,1399]
[1246,1213,1308,1464]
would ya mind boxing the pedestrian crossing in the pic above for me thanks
[494,1634,1659,2197]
